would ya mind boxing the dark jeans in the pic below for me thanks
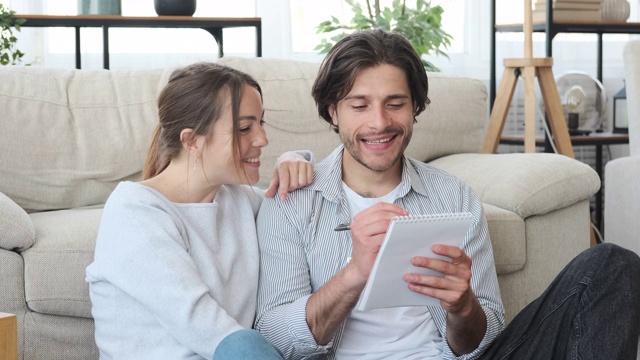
[480,243,640,360]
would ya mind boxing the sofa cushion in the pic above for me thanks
[0,192,35,251]
[483,204,526,274]
[430,153,601,219]
[0,67,172,212]
[23,208,102,319]
[217,57,488,190]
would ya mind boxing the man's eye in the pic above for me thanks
[389,103,404,109]
[260,120,266,126]
[352,105,366,110]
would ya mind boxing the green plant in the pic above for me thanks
[315,0,452,72]
[0,4,26,65]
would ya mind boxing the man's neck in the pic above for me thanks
[341,156,403,199]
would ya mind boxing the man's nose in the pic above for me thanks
[369,104,392,129]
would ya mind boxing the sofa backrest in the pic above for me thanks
[0,66,171,212]
[0,58,488,211]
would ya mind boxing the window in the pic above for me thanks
[289,0,466,54]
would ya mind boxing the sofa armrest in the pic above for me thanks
[604,156,640,249]
[429,153,600,219]
[0,192,35,251]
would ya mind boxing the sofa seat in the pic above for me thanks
[23,209,102,319]
[483,204,525,275]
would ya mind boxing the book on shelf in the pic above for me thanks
[535,0,603,3]
[532,9,601,22]
[534,1,602,10]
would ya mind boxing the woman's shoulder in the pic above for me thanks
[220,184,264,214]
[105,181,172,213]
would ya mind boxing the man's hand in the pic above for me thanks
[306,201,408,345]
[403,245,486,355]
[265,152,314,200]
[346,202,408,286]
[402,245,474,314]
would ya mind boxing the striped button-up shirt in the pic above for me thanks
[255,145,505,359]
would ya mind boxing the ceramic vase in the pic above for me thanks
[78,0,121,15]
[601,0,630,22]
[154,0,197,16]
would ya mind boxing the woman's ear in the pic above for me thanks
[180,128,201,156]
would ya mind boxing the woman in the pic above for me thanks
[86,62,313,359]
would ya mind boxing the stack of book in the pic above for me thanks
[532,0,603,23]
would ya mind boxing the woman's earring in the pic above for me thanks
[193,156,197,171]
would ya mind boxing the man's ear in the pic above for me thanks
[329,105,338,127]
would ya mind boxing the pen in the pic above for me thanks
[334,223,351,232]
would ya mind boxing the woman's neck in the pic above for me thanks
[142,160,221,203]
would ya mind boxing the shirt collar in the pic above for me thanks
[309,145,430,202]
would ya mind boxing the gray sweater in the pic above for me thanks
[86,181,264,359]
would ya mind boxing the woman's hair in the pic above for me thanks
[143,62,262,180]
[311,29,430,133]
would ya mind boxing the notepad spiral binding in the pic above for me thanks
[392,212,473,223]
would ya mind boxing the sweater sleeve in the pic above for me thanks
[88,192,243,358]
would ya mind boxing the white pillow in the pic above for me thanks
[0,192,35,251]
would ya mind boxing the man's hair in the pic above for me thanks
[311,29,430,132]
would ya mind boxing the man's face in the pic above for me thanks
[331,64,414,174]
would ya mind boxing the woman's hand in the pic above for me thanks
[265,151,314,200]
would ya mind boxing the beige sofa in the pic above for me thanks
[0,57,599,359]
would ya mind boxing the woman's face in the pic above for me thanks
[201,84,268,186]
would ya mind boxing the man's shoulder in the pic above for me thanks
[406,157,466,186]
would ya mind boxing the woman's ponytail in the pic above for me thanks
[142,124,168,180]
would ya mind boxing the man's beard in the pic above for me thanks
[339,126,412,173]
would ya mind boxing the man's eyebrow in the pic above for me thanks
[342,94,368,101]
[386,94,411,100]
[342,94,410,101]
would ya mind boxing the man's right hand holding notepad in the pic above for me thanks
[346,204,474,312]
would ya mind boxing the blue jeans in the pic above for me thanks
[480,243,640,359]
[213,329,283,360]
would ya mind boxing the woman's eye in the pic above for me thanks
[239,126,251,133]
[260,120,266,127]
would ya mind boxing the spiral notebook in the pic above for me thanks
[355,212,474,311]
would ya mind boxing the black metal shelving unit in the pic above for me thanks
[490,0,640,109]
[16,15,262,69]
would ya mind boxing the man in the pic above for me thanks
[255,29,640,359]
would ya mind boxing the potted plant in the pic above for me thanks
[0,4,26,65]
[315,0,452,72]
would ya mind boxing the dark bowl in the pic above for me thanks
[154,0,197,16]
